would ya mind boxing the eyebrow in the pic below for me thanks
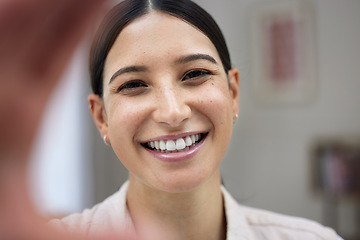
[109,66,148,84]
[175,53,218,65]
[108,54,217,84]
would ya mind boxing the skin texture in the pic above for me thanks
[89,11,239,240]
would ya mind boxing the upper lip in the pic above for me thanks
[141,131,207,143]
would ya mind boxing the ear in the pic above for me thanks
[228,68,240,116]
[88,94,108,139]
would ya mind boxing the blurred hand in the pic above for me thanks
[0,0,135,239]
[0,0,103,160]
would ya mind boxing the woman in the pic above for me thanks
[52,0,341,239]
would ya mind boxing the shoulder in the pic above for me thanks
[50,182,131,236]
[241,205,338,240]
[222,186,340,240]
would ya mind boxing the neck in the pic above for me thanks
[126,170,226,240]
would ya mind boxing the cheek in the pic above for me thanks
[107,98,149,142]
[105,99,151,170]
[195,82,233,125]
[195,82,234,157]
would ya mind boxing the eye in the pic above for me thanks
[117,80,147,94]
[182,69,211,81]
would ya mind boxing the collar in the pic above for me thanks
[222,185,255,240]
[109,182,253,240]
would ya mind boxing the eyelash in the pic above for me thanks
[116,69,212,93]
[117,80,147,93]
[182,69,212,81]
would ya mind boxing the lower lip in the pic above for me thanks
[144,136,206,162]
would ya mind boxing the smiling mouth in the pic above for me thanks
[142,133,207,153]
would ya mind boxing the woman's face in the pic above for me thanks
[90,11,239,193]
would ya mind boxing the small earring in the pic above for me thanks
[233,113,239,125]
[103,135,111,146]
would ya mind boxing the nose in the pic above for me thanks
[152,85,191,127]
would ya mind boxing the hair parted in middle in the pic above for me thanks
[90,0,232,97]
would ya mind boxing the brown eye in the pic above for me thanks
[117,80,147,93]
[182,70,211,81]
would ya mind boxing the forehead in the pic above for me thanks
[104,11,221,77]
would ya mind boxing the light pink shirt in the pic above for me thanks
[51,181,342,239]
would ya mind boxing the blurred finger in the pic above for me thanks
[0,0,107,161]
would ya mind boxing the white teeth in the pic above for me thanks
[191,135,196,143]
[185,136,192,147]
[176,138,186,150]
[159,140,166,150]
[166,140,176,151]
[146,134,203,152]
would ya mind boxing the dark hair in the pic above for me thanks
[90,0,232,97]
